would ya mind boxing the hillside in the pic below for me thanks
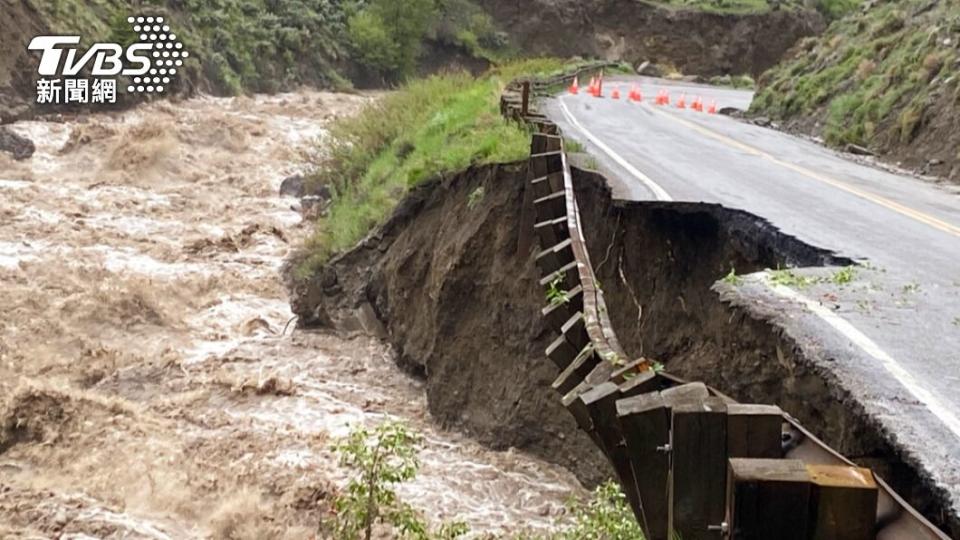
[474,0,825,76]
[0,0,502,120]
[751,0,960,181]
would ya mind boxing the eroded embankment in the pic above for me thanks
[293,158,958,534]
[475,0,824,77]
[289,162,611,487]
[571,168,958,535]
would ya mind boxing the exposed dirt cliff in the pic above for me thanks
[475,0,825,76]
[288,162,612,487]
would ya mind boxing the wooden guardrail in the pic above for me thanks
[500,66,949,540]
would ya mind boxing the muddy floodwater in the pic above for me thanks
[0,91,585,538]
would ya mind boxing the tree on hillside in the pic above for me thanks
[348,0,438,82]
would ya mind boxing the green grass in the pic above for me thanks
[721,267,743,286]
[297,59,569,276]
[751,0,956,154]
[30,0,508,95]
[769,268,816,288]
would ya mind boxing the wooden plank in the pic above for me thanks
[535,238,574,276]
[529,151,563,178]
[533,190,566,221]
[581,382,643,520]
[660,381,710,404]
[530,173,563,200]
[806,464,878,540]
[671,397,728,540]
[616,392,671,540]
[533,214,567,247]
[538,260,579,292]
[545,334,579,370]
[541,286,583,331]
[561,383,595,435]
[560,311,590,352]
[726,404,784,459]
[727,458,811,540]
[552,344,598,395]
[530,133,561,154]
[617,368,659,397]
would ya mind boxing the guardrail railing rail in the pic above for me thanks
[500,65,949,540]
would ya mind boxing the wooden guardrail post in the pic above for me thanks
[727,458,812,540]
[617,392,671,540]
[807,465,878,540]
[670,396,728,540]
[521,81,530,117]
[726,404,783,459]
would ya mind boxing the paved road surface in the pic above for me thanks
[546,76,960,516]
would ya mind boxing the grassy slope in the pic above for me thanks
[24,0,504,96]
[751,0,960,175]
[297,59,572,275]
[27,0,350,94]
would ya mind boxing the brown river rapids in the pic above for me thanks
[0,91,585,538]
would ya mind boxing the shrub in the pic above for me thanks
[816,0,862,20]
[327,421,468,540]
[557,481,645,540]
[348,0,439,81]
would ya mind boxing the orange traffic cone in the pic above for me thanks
[569,76,579,95]
[611,86,621,100]
[676,93,686,109]
[629,85,642,102]
[707,100,717,114]
[596,73,604,98]
[692,96,703,112]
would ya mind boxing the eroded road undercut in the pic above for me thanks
[292,161,958,535]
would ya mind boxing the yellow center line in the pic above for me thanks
[644,104,960,238]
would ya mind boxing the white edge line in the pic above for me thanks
[557,96,673,202]
[761,275,960,441]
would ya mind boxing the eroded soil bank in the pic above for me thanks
[0,93,585,538]
[475,0,824,77]
[292,161,958,536]
[289,163,612,488]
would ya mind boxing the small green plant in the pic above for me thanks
[769,268,815,288]
[466,186,485,210]
[902,282,921,294]
[585,156,601,170]
[564,138,586,153]
[652,361,665,373]
[721,267,742,286]
[546,275,570,306]
[556,481,645,540]
[831,265,857,285]
[329,421,468,540]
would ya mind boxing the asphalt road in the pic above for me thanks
[546,76,960,516]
